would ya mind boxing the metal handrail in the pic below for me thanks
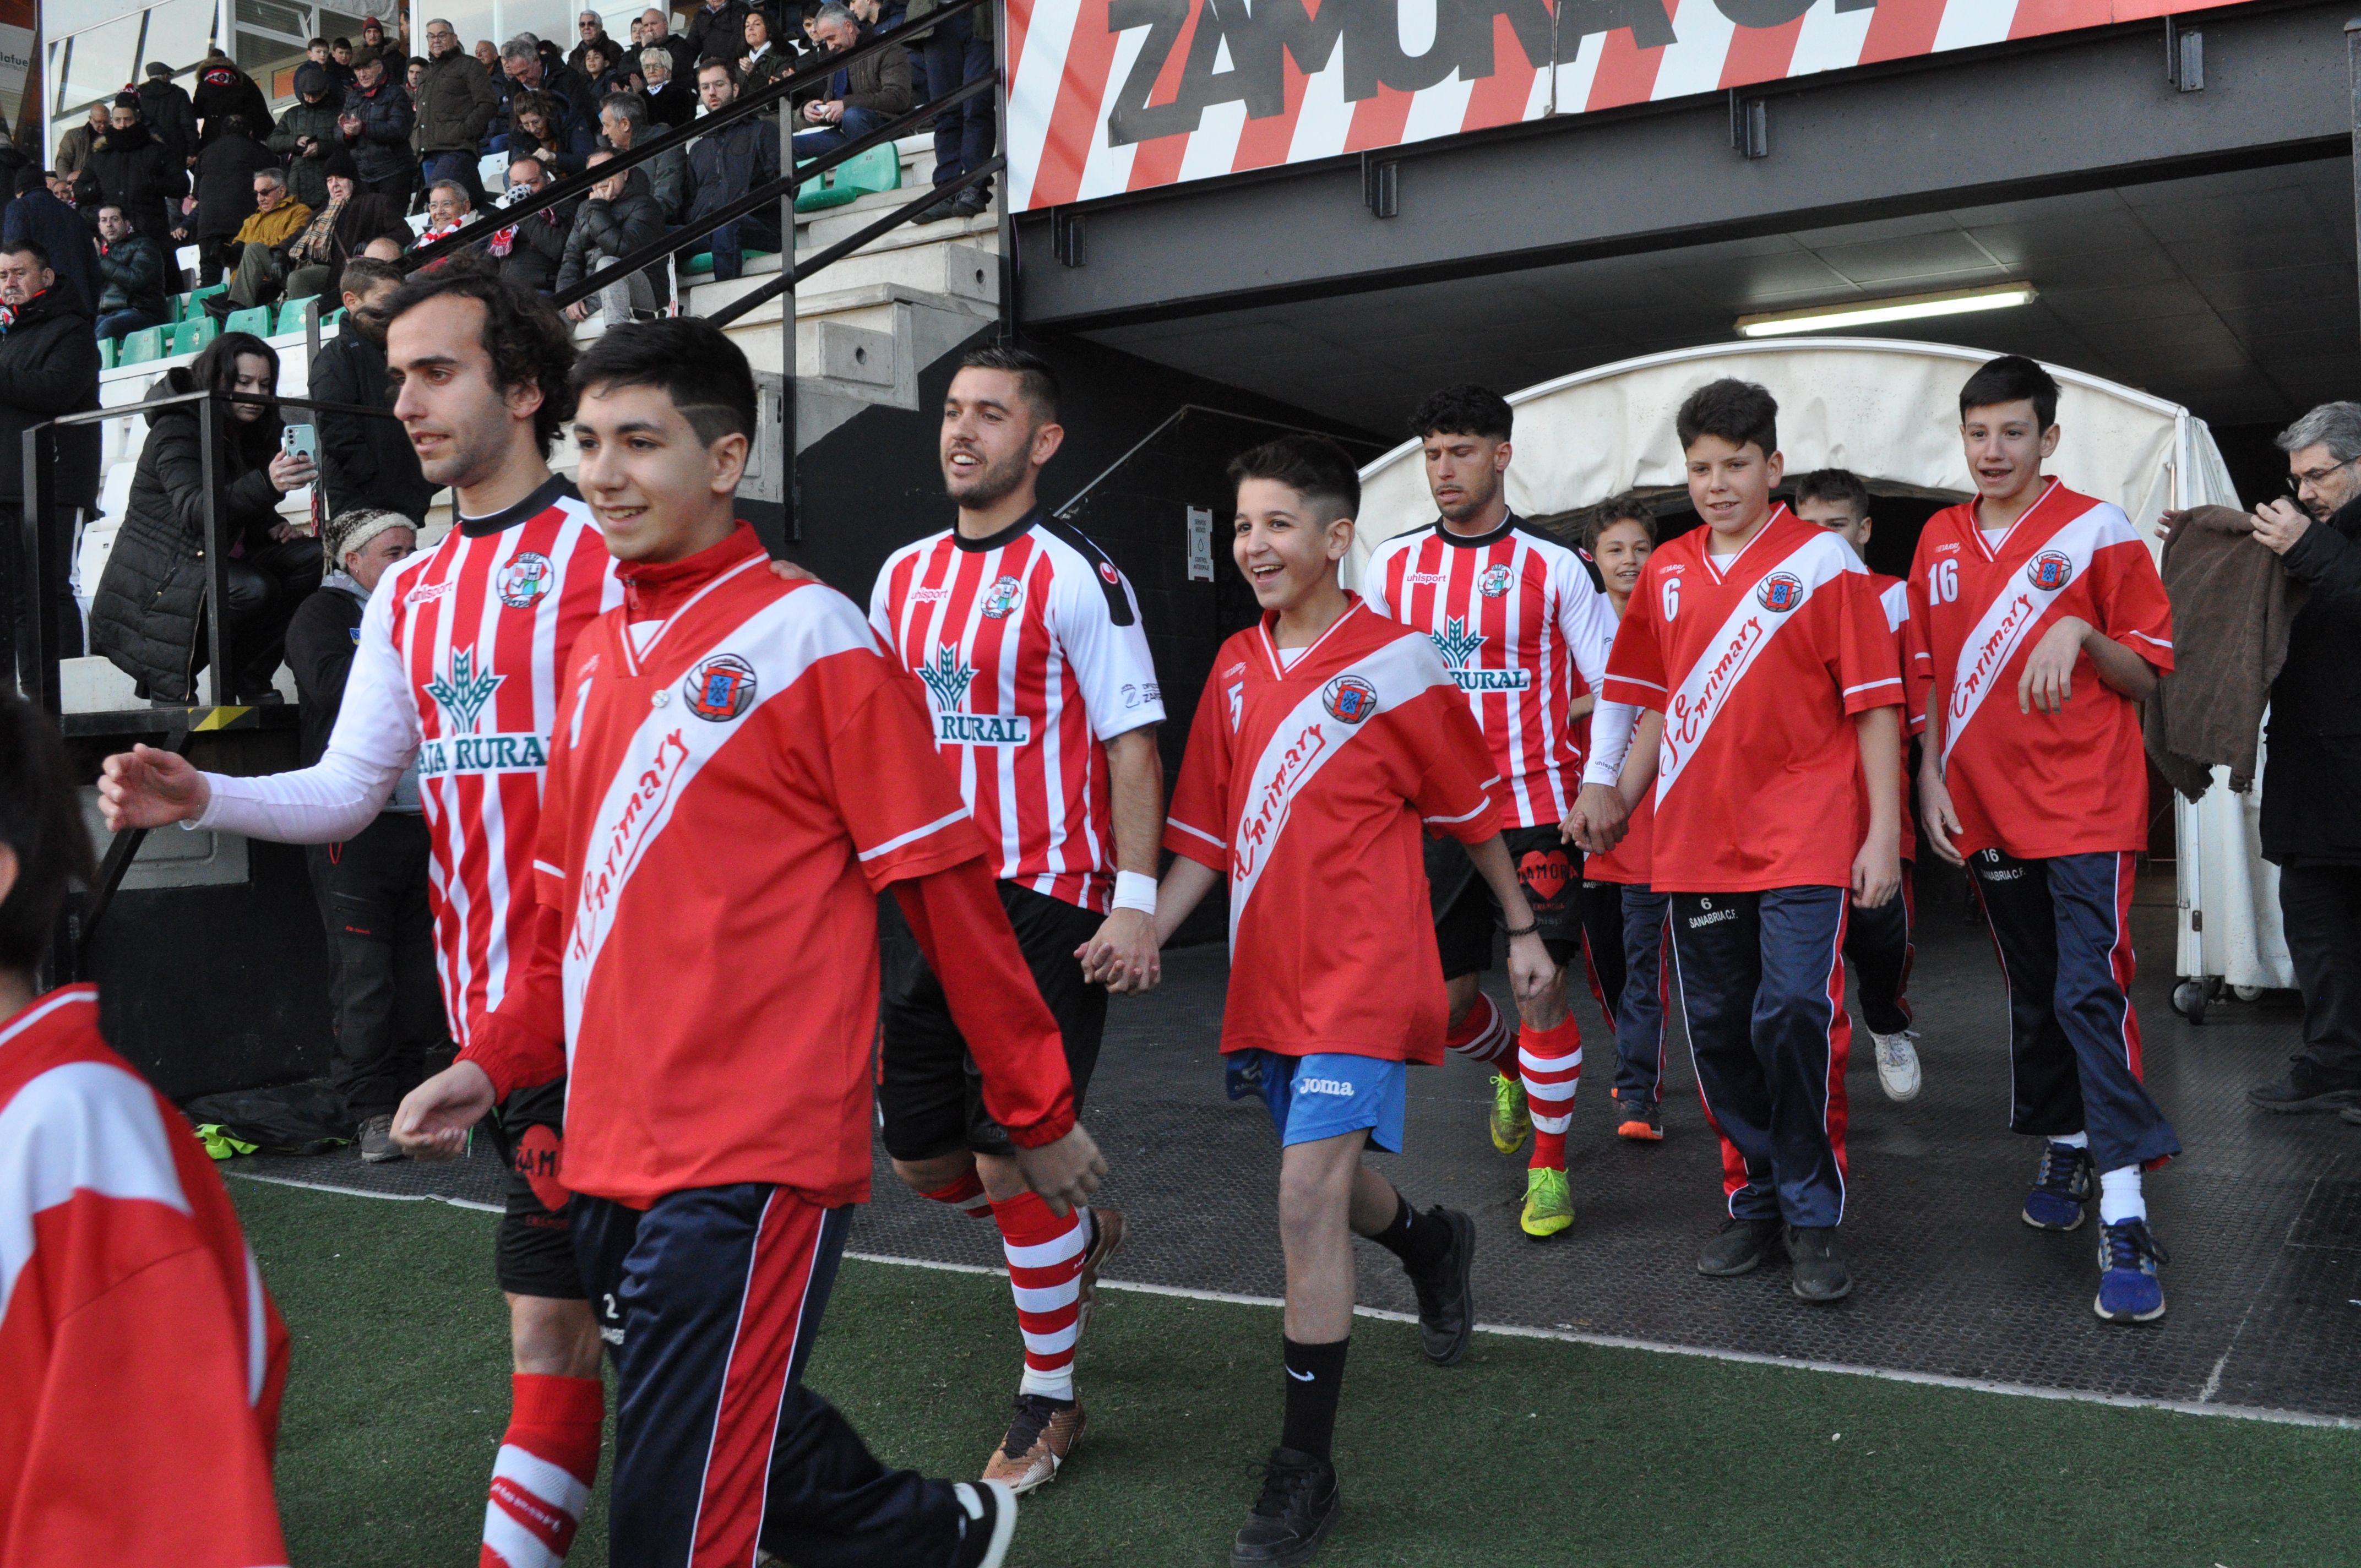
[708,155,1003,329]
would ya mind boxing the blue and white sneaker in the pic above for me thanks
[2094,1218,2169,1324]
[2022,1141,2094,1231]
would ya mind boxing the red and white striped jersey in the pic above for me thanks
[1600,508,1902,894]
[1362,515,1614,828]
[871,511,1164,913]
[1907,481,2173,860]
[0,987,289,1565]
[1164,600,1501,1063]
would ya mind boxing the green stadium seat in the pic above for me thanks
[676,249,776,277]
[224,306,271,339]
[119,326,166,364]
[793,144,900,212]
[324,308,345,329]
[275,296,318,336]
[179,284,227,321]
[171,314,218,357]
[97,337,116,369]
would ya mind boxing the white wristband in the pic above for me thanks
[1112,870,1158,914]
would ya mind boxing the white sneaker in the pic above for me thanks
[1872,1028,1922,1102]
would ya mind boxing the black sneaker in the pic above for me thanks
[2342,1104,2361,1127]
[953,183,992,217]
[1696,1216,1783,1277]
[358,1113,404,1163]
[1231,1447,1341,1567]
[2248,1061,2361,1114]
[1786,1225,1852,1302]
[912,194,962,224]
[949,1479,1018,1568]
[1405,1205,1475,1366]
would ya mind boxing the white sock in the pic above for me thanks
[2098,1164,2146,1224]
[2052,1131,2089,1149]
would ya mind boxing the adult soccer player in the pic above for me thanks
[1573,379,1903,1304]
[1793,467,1924,1103]
[869,346,1162,1490]
[0,692,289,1565]
[393,316,1098,1567]
[1908,355,2179,1324]
[1361,384,1615,1240]
[1568,498,1672,1141]
[1156,435,1543,1568]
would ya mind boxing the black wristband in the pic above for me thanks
[1503,919,1538,938]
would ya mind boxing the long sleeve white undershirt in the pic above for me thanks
[1582,699,1639,790]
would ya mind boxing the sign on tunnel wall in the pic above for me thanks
[1005,0,2249,211]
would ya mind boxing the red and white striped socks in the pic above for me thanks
[1521,1015,1582,1170]
[480,1372,602,1568]
[1444,992,1518,1071]
[992,1190,1091,1401]
[919,1168,997,1222]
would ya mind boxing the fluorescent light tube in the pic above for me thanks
[1737,283,2038,337]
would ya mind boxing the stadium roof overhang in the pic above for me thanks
[1015,0,2358,434]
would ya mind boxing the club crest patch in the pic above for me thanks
[1322,674,1378,724]
[981,574,1024,619]
[1755,572,1805,613]
[1478,563,1514,598]
[497,551,554,609]
[2026,551,2074,591]
[682,654,757,722]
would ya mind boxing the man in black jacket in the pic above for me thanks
[184,117,276,284]
[192,54,276,146]
[282,150,413,302]
[0,240,101,658]
[6,167,103,319]
[91,203,167,339]
[309,257,436,523]
[86,95,187,249]
[138,63,201,171]
[338,49,417,207]
[555,154,668,323]
[2245,401,2361,1117]
[482,156,569,294]
[684,61,781,281]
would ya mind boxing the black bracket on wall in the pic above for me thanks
[1362,153,1399,218]
[2166,17,2204,92]
[1730,91,1769,159]
[1053,207,1086,267]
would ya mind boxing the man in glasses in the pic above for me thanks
[2245,402,2361,1120]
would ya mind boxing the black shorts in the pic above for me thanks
[879,880,1107,1161]
[1430,824,1584,980]
[487,1079,585,1300]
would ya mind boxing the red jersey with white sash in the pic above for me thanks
[1580,595,1652,886]
[1362,515,1615,827]
[376,476,620,1043]
[1601,508,1901,893]
[871,511,1165,914]
[465,526,1075,1206]
[1906,480,2172,859]
[0,987,289,1565]
[1869,570,1919,866]
[1164,599,1502,1062]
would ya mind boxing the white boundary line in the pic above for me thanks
[224,1169,504,1213]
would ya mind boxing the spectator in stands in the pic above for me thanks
[579,37,630,99]
[793,3,912,157]
[270,65,346,212]
[309,257,432,522]
[414,179,474,256]
[407,55,428,96]
[360,14,391,53]
[641,6,701,78]
[329,37,360,91]
[499,35,595,152]
[87,95,187,251]
[282,150,412,301]
[557,150,668,325]
[685,61,780,281]
[52,105,106,186]
[288,505,446,1161]
[741,10,797,92]
[689,0,755,62]
[305,37,334,73]
[193,53,275,148]
[8,168,102,317]
[91,204,166,341]
[186,115,275,285]
[507,91,594,176]
[909,0,992,220]
[485,157,570,292]
[223,170,313,312]
[637,45,695,129]
[474,38,502,72]
[597,92,685,220]
[416,18,501,210]
[340,48,418,208]
[0,239,100,659]
[90,333,320,705]
[138,63,201,171]
[569,10,621,74]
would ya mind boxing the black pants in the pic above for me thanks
[1844,873,1915,1037]
[0,505,86,660]
[208,537,323,697]
[360,167,415,209]
[305,812,447,1119]
[2278,861,2361,1082]
[921,10,995,188]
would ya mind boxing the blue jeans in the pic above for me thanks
[921,9,994,187]
[791,105,893,160]
[706,210,782,282]
[96,306,165,341]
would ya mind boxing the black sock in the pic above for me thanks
[1366,1192,1451,1277]
[1280,1336,1349,1460]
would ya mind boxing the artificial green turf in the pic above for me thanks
[240,1178,2361,1567]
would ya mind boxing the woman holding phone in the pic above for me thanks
[90,333,322,705]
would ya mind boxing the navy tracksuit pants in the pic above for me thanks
[1668,885,1852,1228]
[572,1186,969,1568]
[1968,848,2179,1174]
[1581,879,1672,1105]
[1843,870,1915,1038]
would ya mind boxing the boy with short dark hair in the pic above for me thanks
[1152,434,1549,1567]
[1908,354,2179,1324]
[1572,379,1903,1304]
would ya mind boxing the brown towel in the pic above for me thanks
[2145,505,2307,801]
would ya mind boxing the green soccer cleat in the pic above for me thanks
[1489,1072,1531,1156]
[1520,1166,1573,1240]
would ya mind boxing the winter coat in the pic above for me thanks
[53,121,105,181]
[568,33,623,75]
[627,140,689,221]
[507,116,597,177]
[482,200,572,292]
[138,78,202,167]
[688,0,757,62]
[85,123,187,246]
[89,366,290,702]
[192,61,276,145]
[282,193,411,298]
[554,168,671,307]
[416,50,499,155]
[5,189,104,320]
[95,230,167,320]
[232,200,313,257]
[339,78,417,186]
[2262,491,2361,865]
[795,26,913,116]
[268,97,347,210]
[742,43,797,95]
[0,282,100,510]
[641,30,701,82]
[311,325,436,524]
[192,133,276,243]
[640,78,698,131]
[504,62,598,149]
[686,114,779,221]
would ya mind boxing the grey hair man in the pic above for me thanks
[597,90,686,217]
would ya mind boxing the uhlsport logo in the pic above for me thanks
[981,574,1024,619]
[496,551,554,609]
[1322,674,1378,724]
[1429,616,1531,692]
[1756,572,1805,613]
[419,646,548,777]
[2026,551,2074,591]
[920,642,1031,746]
[1478,563,1514,598]
[682,654,757,722]
[1098,559,1122,587]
